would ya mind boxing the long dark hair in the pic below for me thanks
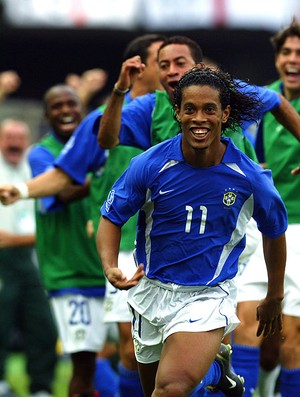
[173,65,262,132]
[271,18,300,54]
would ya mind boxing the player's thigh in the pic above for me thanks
[281,314,300,368]
[156,329,224,393]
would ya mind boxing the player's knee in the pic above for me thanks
[154,371,199,397]
[154,380,192,397]
[280,336,300,368]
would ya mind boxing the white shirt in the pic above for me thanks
[0,152,35,234]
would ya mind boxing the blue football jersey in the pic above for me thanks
[101,135,287,287]
[55,109,107,184]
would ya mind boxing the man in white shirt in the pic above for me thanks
[0,119,57,397]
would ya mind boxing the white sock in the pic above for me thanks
[258,365,281,397]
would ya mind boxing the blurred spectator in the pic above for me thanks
[65,68,108,111]
[28,85,109,397]
[0,118,58,397]
[232,18,300,397]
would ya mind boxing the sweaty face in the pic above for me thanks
[45,88,82,141]
[158,44,196,100]
[275,35,300,100]
[0,122,30,166]
[176,85,230,166]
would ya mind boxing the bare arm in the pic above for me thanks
[57,177,90,204]
[272,94,300,141]
[97,89,125,149]
[256,233,286,337]
[0,167,72,205]
[0,230,35,248]
[97,56,145,149]
[96,216,144,290]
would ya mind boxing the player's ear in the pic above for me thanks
[222,105,230,123]
[175,105,181,123]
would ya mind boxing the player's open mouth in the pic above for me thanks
[191,127,209,138]
[60,116,77,125]
[285,67,300,79]
[169,81,178,90]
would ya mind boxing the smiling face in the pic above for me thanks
[176,84,230,167]
[44,86,83,142]
[275,35,300,100]
[158,44,196,101]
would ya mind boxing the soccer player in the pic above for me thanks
[28,85,107,397]
[232,19,300,397]
[97,36,300,151]
[0,34,167,397]
[96,65,287,397]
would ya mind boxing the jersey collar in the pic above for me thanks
[166,133,243,164]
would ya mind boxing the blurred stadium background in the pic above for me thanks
[0,0,299,140]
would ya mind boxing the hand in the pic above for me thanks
[0,70,21,99]
[65,68,108,106]
[80,68,108,95]
[116,55,145,92]
[105,264,145,290]
[291,165,300,175]
[0,185,21,205]
[256,297,283,337]
[86,220,94,239]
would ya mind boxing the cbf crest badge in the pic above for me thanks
[223,189,237,206]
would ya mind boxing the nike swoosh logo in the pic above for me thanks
[159,189,175,195]
[226,375,237,389]
[188,318,202,323]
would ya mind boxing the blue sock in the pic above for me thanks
[118,362,144,397]
[280,367,300,396]
[189,388,206,396]
[231,344,260,397]
[94,357,119,397]
[189,360,221,395]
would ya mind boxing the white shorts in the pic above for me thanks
[50,294,107,353]
[103,250,137,323]
[128,277,240,364]
[237,224,300,317]
[238,218,261,273]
